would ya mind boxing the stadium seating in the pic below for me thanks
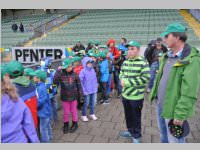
[1,10,80,48]
[31,9,200,47]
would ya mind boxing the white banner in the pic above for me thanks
[12,47,66,63]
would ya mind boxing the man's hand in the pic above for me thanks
[173,119,183,126]
[121,80,125,88]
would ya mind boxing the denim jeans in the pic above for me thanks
[107,74,112,95]
[148,61,159,89]
[39,118,53,143]
[113,69,122,94]
[156,102,186,143]
[82,93,97,116]
[51,97,58,122]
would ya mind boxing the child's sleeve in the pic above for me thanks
[123,61,150,87]
[37,87,49,109]
[75,74,83,98]
[53,70,61,86]
[119,62,125,80]
[79,71,86,94]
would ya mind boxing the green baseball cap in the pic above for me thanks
[7,60,24,78]
[88,52,97,58]
[98,52,107,58]
[1,63,8,80]
[125,41,141,48]
[72,56,82,62]
[30,70,47,81]
[24,68,35,76]
[76,40,81,43]
[99,45,108,49]
[94,40,101,45]
[161,23,187,37]
[88,40,94,45]
[62,58,73,69]
[69,51,76,57]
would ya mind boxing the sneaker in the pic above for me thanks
[132,138,141,143]
[81,116,89,122]
[119,131,132,138]
[89,114,98,120]
[99,99,104,104]
[102,100,110,104]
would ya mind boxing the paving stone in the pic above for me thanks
[102,129,120,139]
[61,133,79,142]
[191,131,200,140]
[88,128,105,136]
[92,136,109,143]
[151,135,160,143]
[144,126,159,136]
[100,122,116,129]
[111,116,124,123]
[87,120,102,128]
[141,134,152,143]
[114,122,126,130]
[75,134,93,143]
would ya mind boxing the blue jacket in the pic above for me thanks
[118,44,128,51]
[99,59,109,82]
[79,57,98,95]
[35,82,52,118]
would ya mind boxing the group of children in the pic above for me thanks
[1,38,151,143]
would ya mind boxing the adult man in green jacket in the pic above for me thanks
[149,23,200,143]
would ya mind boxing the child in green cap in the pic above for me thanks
[53,58,83,134]
[31,70,53,143]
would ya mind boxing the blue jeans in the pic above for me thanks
[82,93,97,116]
[113,70,122,94]
[51,97,58,122]
[107,74,112,95]
[39,118,53,143]
[156,102,185,143]
[148,61,159,89]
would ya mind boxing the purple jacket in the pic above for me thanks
[79,57,98,95]
[1,94,40,143]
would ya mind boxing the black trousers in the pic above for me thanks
[122,97,144,138]
[100,82,108,100]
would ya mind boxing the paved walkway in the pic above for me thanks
[52,91,200,143]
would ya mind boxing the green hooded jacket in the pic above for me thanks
[149,44,200,121]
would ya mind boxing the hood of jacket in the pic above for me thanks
[82,57,93,70]
[12,76,30,87]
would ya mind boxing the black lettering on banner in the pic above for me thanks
[46,49,53,58]
[15,49,22,61]
[39,49,45,59]
[30,49,39,62]
[54,49,63,59]
[23,49,29,62]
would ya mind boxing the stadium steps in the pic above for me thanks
[180,10,200,38]
[24,13,81,47]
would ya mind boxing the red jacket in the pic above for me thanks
[107,39,120,60]
[109,46,120,59]
[74,65,83,75]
